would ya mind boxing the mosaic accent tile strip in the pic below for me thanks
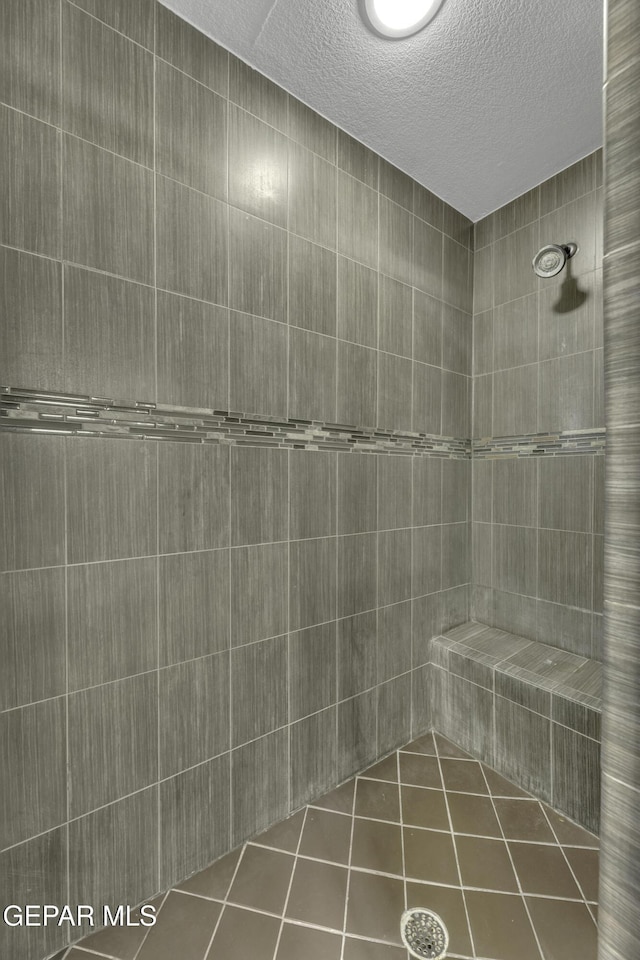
[0,387,471,458]
[473,430,605,459]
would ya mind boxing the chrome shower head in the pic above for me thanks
[532,242,578,278]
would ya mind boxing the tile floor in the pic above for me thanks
[61,732,599,960]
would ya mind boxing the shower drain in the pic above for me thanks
[400,907,449,959]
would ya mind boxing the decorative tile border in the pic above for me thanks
[473,429,605,459]
[0,387,471,459]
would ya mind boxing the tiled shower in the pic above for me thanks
[1,1,639,959]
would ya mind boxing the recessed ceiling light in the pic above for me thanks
[362,0,445,38]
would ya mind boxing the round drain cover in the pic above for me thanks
[400,907,449,959]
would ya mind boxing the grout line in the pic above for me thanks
[433,737,477,958]
[538,804,598,926]
[477,762,546,959]
[338,764,358,960]
[271,805,309,960]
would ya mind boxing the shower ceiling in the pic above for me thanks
[158,0,603,221]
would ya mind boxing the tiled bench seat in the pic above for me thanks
[431,621,602,833]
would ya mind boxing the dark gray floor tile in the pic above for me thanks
[399,752,443,790]
[351,817,403,875]
[0,246,62,391]
[251,808,305,853]
[465,890,541,960]
[231,729,289,846]
[68,557,157,690]
[447,791,502,837]
[290,707,337,808]
[510,841,582,898]
[157,292,229,410]
[277,922,342,960]
[68,672,156,817]
[137,891,221,960]
[64,135,153,283]
[286,858,348,930]
[403,828,459,886]
[62,4,152,166]
[69,788,158,925]
[66,437,156,564]
[299,806,352,864]
[289,234,337,335]
[209,905,280,960]
[290,537,337,630]
[1,698,66,848]
[290,450,336,540]
[401,785,448,830]
[457,834,519,891]
[0,568,65,710]
[526,897,597,960]
[157,175,227,304]
[230,312,287,417]
[159,652,229,777]
[1,105,60,258]
[346,870,404,943]
[493,800,555,843]
[228,845,294,914]
[289,142,336,249]
[228,104,286,224]
[231,635,287,746]
[156,60,226,198]
[229,207,287,322]
[289,622,337,721]
[158,442,229,552]
[564,846,599,902]
[312,778,355,814]
[159,549,230,667]
[160,755,231,890]
[231,542,288,645]
[64,265,155,400]
[176,848,241,900]
[231,446,287,547]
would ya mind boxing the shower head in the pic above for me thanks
[532,242,578,278]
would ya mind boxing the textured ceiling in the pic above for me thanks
[160,0,604,221]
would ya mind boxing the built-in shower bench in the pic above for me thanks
[431,621,602,833]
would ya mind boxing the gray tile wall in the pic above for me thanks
[0,3,473,957]
[472,152,604,660]
[599,3,640,958]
